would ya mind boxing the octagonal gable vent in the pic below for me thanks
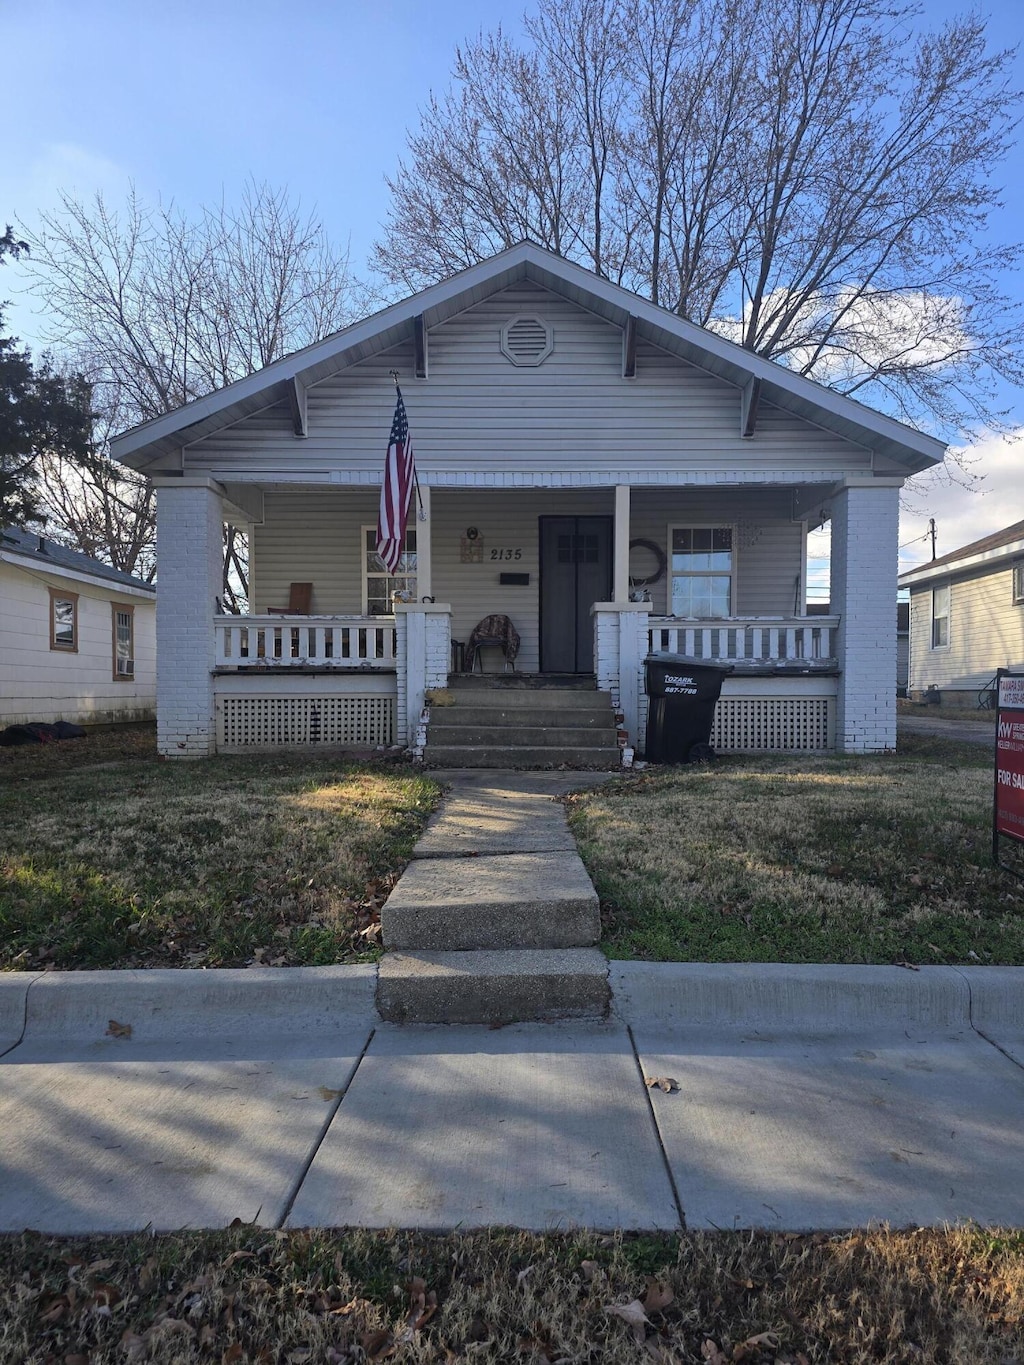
[500,314,553,367]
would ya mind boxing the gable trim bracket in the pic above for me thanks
[740,378,761,438]
[414,314,428,379]
[622,314,638,379]
[288,376,308,437]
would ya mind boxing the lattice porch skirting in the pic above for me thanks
[711,696,833,752]
[217,694,396,750]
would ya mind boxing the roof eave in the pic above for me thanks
[110,241,948,475]
[0,549,156,596]
[900,537,1024,587]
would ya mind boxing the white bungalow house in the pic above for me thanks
[109,243,944,761]
[899,519,1024,704]
[0,527,156,728]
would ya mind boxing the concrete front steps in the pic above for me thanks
[376,780,612,1024]
[424,673,622,770]
[377,948,610,1025]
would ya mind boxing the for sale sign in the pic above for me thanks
[994,670,1024,872]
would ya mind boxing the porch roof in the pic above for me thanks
[111,242,946,477]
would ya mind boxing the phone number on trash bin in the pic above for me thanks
[665,674,699,694]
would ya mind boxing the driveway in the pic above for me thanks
[899,712,995,746]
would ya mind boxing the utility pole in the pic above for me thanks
[929,518,937,561]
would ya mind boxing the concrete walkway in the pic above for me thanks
[2,770,1023,1236]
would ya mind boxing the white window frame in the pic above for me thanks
[112,603,135,680]
[667,522,738,619]
[931,582,950,649]
[361,524,417,615]
[1013,560,1024,606]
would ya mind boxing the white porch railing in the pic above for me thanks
[215,614,397,668]
[647,615,839,664]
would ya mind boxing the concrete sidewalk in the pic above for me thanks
[2,961,1023,1235]
[2,768,1023,1237]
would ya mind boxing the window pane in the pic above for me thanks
[672,526,732,573]
[932,585,949,647]
[53,599,75,644]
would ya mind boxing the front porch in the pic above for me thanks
[155,474,898,759]
[208,605,841,756]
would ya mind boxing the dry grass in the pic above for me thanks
[1,1225,1021,1364]
[0,735,441,971]
[566,734,1024,965]
[0,722,157,778]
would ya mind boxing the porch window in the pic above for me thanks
[363,526,417,615]
[931,583,949,648]
[112,604,135,680]
[49,588,78,651]
[669,526,733,617]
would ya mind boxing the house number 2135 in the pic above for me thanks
[489,548,523,560]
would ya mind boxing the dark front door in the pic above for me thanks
[539,515,613,672]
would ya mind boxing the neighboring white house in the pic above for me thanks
[899,519,1024,704]
[0,527,156,728]
[108,242,945,761]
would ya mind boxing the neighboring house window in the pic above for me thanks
[363,526,417,614]
[669,526,733,617]
[49,589,78,651]
[931,583,950,648]
[1013,561,1024,605]
[112,604,135,679]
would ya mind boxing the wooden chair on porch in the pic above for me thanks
[464,614,520,672]
[266,582,313,615]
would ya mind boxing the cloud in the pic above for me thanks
[899,429,1024,573]
[0,143,131,226]
[709,284,971,392]
[803,428,1024,605]
[0,143,133,350]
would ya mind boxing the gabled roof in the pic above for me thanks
[110,241,947,475]
[0,527,155,593]
[899,519,1024,588]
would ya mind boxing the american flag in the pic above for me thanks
[376,386,416,575]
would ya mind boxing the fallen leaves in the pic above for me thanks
[105,1019,132,1039]
[645,1075,680,1093]
[605,1297,652,1342]
[9,1223,1023,1365]
[644,1277,675,1313]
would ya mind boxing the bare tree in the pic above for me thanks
[22,181,356,589]
[375,0,1023,441]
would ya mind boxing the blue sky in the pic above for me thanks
[3,0,1022,590]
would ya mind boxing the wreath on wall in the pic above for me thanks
[628,537,667,588]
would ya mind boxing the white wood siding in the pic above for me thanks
[908,563,1024,694]
[250,488,377,615]
[188,284,871,483]
[253,487,805,673]
[0,562,156,726]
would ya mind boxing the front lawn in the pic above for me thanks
[567,734,1024,965]
[1,739,441,971]
[2,1225,1022,1364]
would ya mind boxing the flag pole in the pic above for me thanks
[390,369,425,520]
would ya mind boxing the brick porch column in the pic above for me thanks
[831,477,903,752]
[153,475,224,758]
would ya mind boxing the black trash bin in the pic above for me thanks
[644,653,734,763]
